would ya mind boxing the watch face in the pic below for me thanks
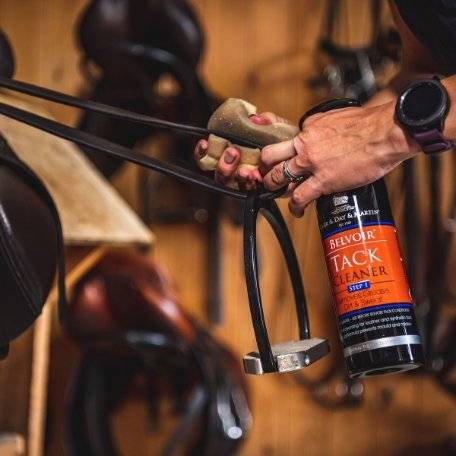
[397,79,448,130]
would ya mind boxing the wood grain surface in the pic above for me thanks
[0,93,153,246]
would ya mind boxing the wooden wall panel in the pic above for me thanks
[0,1,454,455]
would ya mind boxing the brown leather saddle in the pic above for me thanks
[66,249,251,455]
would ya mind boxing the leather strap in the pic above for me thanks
[0,99,285,201]
[0,76,262,149]
[68,329,250,455]
[414,129,454,154]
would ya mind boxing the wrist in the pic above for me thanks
[385,101,421,159]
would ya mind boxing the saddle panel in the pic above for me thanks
[0,138,58,345]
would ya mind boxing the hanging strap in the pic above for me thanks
[0,76,262,149]
[0,98,286,201]
[0,77,290,201]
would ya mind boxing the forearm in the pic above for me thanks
[441,76,456,139]
[364,74,403,107]
[365,69,431,107]
[361,71,456,157]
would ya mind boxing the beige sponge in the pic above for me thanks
[199,98,298,171]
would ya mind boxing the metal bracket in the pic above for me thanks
[243,338,330,375]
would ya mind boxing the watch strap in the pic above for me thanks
[413,129,453,154]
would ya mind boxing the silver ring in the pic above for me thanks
[283,160,304,184]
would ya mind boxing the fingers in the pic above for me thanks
[279,182,299,198]
[288,176,323,217]
[259,111,291,124]
[263,153,312,191]
[250,114,272,125]
[215,148,261,190]
[260,139,296,170]
[195,138,261,190]
[194,139,208,166]
[215,147,240,183]
[250,111,291,125]
[238,166,262,182]
[237,166,261,191]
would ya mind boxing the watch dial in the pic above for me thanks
[402,82,443,121]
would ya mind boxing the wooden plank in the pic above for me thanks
[0,93,153,247]
[27,246,109,456]
[27,304,52,456]
[0,331,34,435]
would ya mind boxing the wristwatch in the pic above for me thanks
[395,76,453,154]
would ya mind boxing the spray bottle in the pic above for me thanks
[303,99,425,378]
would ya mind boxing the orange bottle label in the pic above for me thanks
[323,223,412,317]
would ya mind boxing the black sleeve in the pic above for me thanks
[394,0,456,75]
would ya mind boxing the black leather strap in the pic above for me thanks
[0,100,285,201]
[0,100,247,197]
[67,329,249,456]
[0,76,262,149]
[0,77,292,201]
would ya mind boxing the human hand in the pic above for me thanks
[194,112,292,191]
[261,101,420,217]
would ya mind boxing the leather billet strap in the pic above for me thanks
[0,77,290,201]
[0,100,246,198]
[0,77,261,147]
[68,329,250,455]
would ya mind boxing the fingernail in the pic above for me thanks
[249,114,269,125]
[224,151,235,164]
[239,168,249,178]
